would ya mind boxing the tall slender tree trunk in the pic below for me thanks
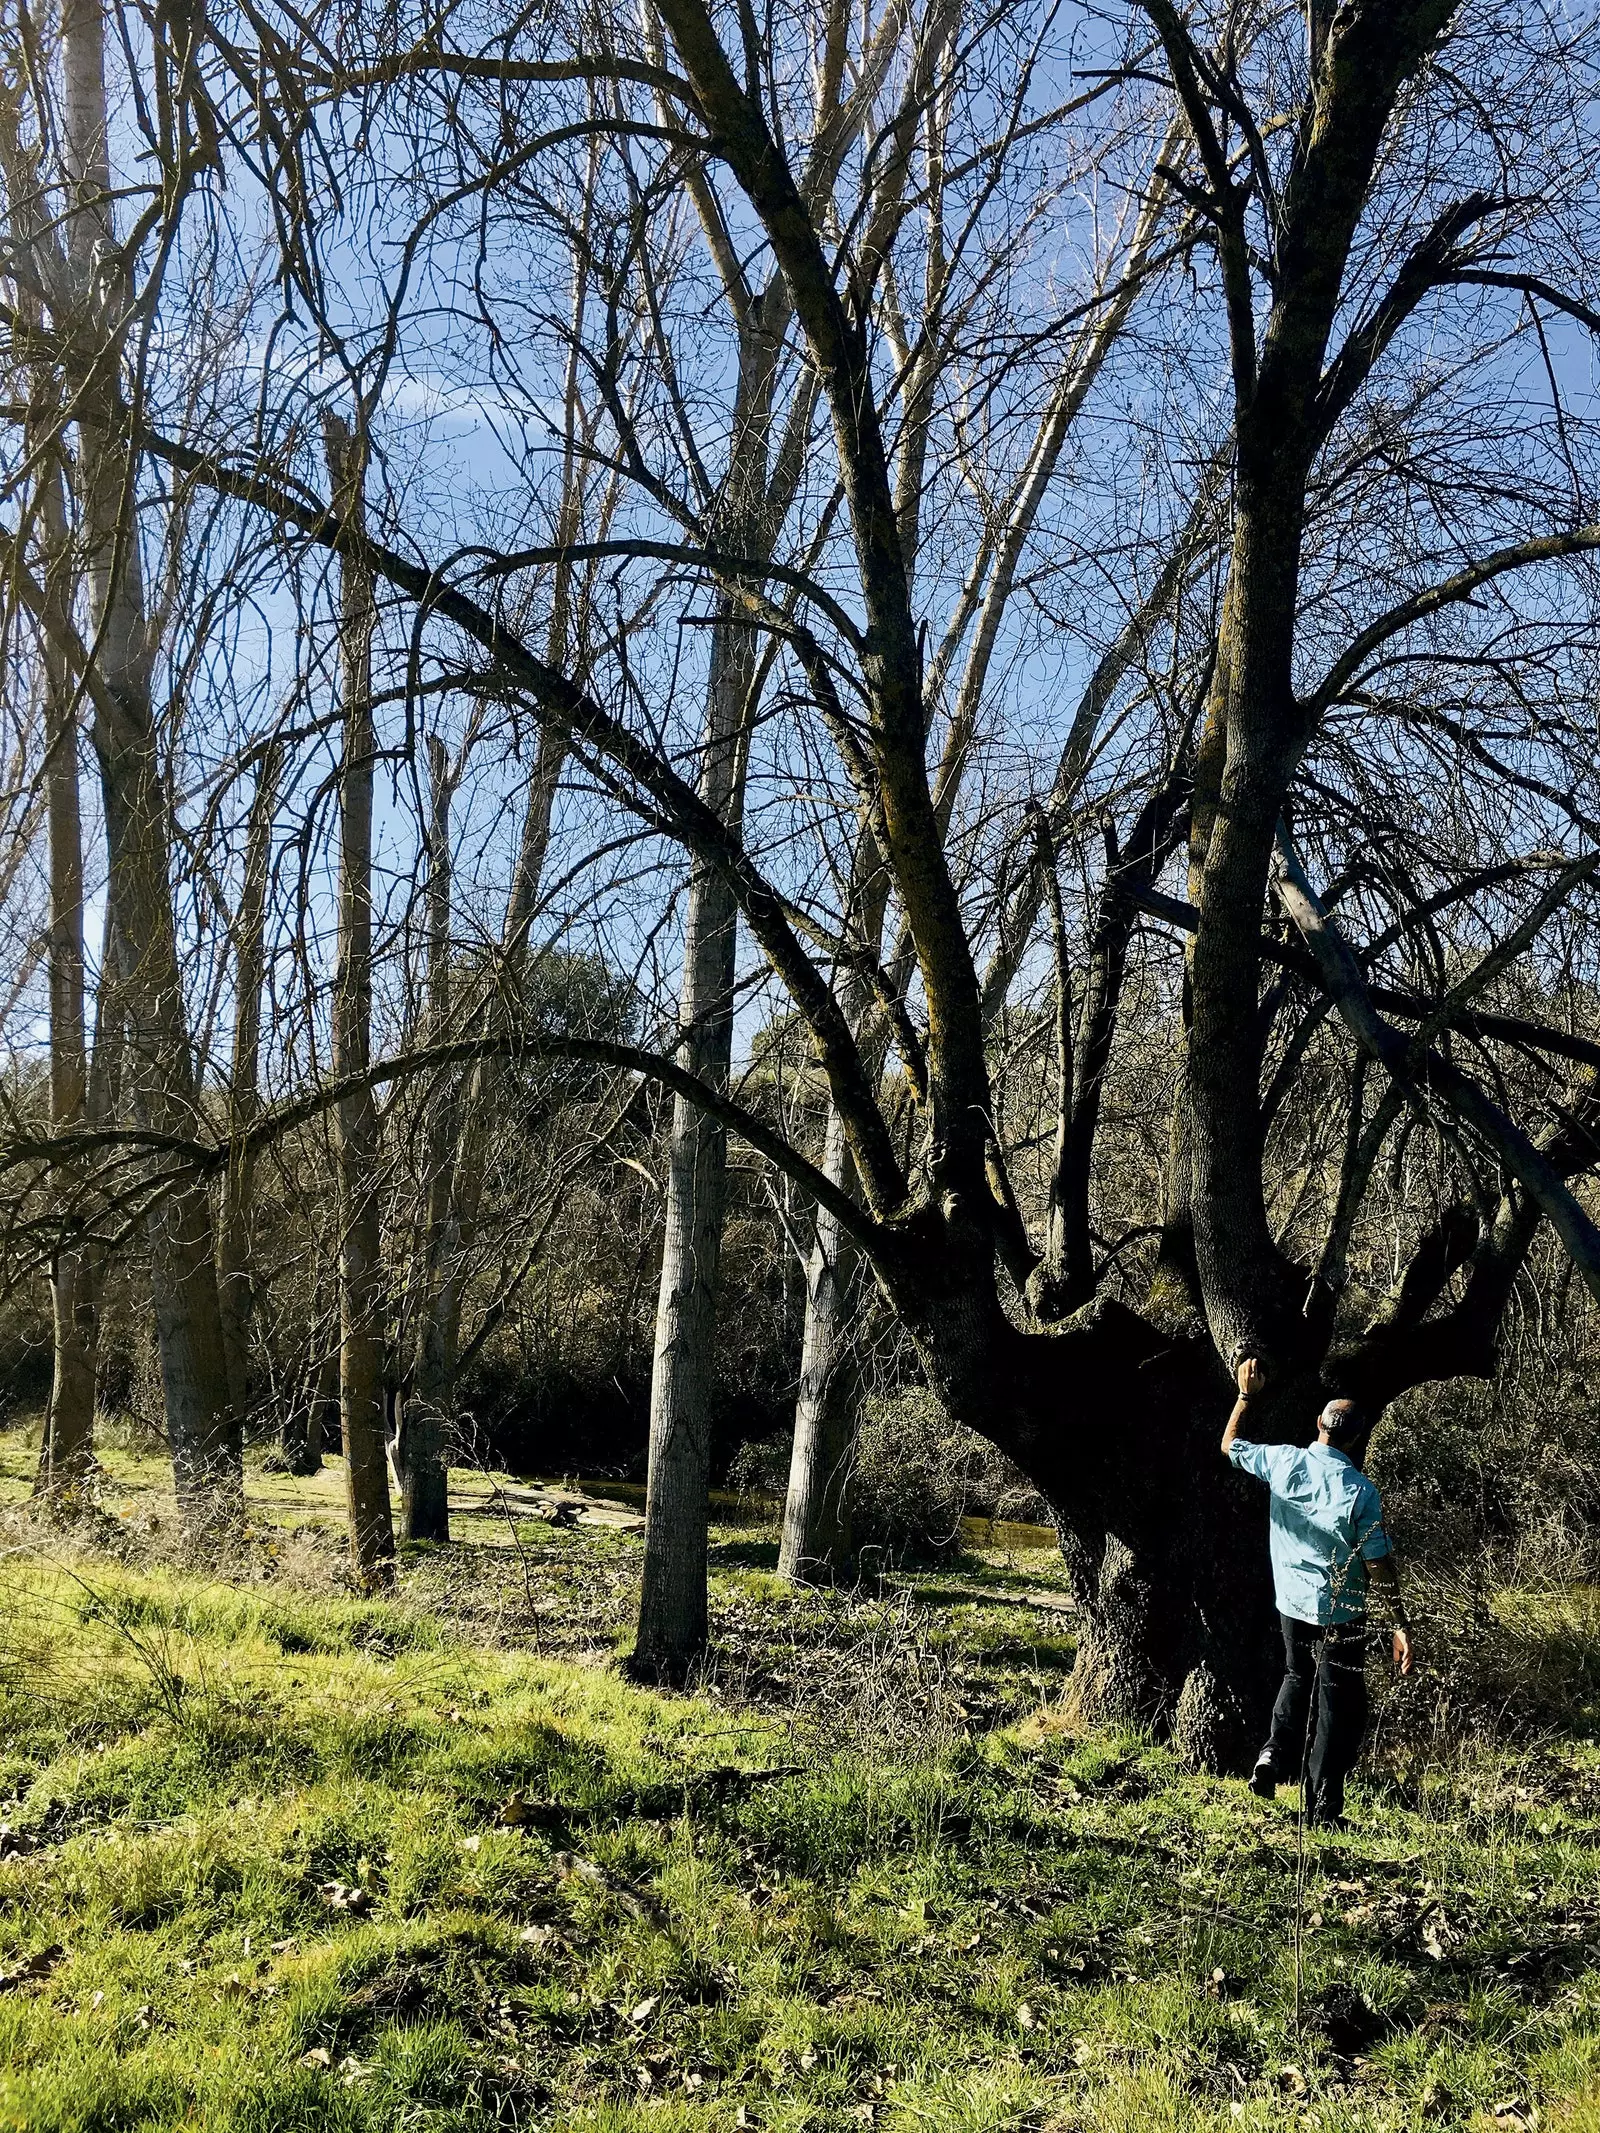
[285,1313,337,1477]
[777,1103,857,1579]
[61,0,239,1534]
[217,742,279,1429]
[633,691,744,1673]
[637,41,884,1632]
[402,213,595,1530]
[34,450,96,1494]
[775,842,895,1582]
[324,413,395,1589]
[397,734,456,1541]
[404,695,569,1527]
[632,293,793,1675]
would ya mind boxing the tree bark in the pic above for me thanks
[287,1320,338,1476]
[217,742,280,1432]
[777,1103,858,1580]
[632,220,806,1671]
[1175,0,1458,1369]
[34,448,96,1495]
[324,412,396,1589]
[398,733,456,1542]
[633,604,751,1676]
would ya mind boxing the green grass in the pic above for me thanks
[2,1513,1599,2130]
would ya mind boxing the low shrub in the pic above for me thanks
[849,1392,1045,1565]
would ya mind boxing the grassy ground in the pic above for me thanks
[2,1435,1599,2132]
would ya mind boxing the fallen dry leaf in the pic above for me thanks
[318,1881,372,1913]
[0,1946,63,1992]
[554,1852,605,1884]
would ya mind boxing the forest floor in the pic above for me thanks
[1,1433,1599,2132]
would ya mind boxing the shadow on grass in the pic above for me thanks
[706,1536,781,1571]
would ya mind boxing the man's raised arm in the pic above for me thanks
[1222,1355,1265,1456]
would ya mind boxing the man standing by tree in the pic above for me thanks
[1223,1360,1414,1828]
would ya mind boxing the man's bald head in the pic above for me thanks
[1318,1397,1367,1448]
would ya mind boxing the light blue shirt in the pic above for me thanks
[1228,1439,1391,1626]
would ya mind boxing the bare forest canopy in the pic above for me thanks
[6,0,1600,1760]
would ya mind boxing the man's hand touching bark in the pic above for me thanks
[1220,1354,1266,1456]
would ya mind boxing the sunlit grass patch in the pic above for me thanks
[1,1539,1598,2131]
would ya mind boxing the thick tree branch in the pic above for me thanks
[652,0,991,1165]
[1312,192,1494,444]
[1306,526,1600,719]
[1272,826,1600,1308]
[483,537,867,652]
[1128,881,1600,1078]
[303,49,699,102]
[5,1033,890,1259]
[1446,269,1600,337]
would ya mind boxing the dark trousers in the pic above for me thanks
[1262,1613,1369,1820]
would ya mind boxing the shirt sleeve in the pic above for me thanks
[1356,1485,1392,1561]
[1228,1437,1272,1481]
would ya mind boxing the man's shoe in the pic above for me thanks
[1248,1756,1278,1799]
